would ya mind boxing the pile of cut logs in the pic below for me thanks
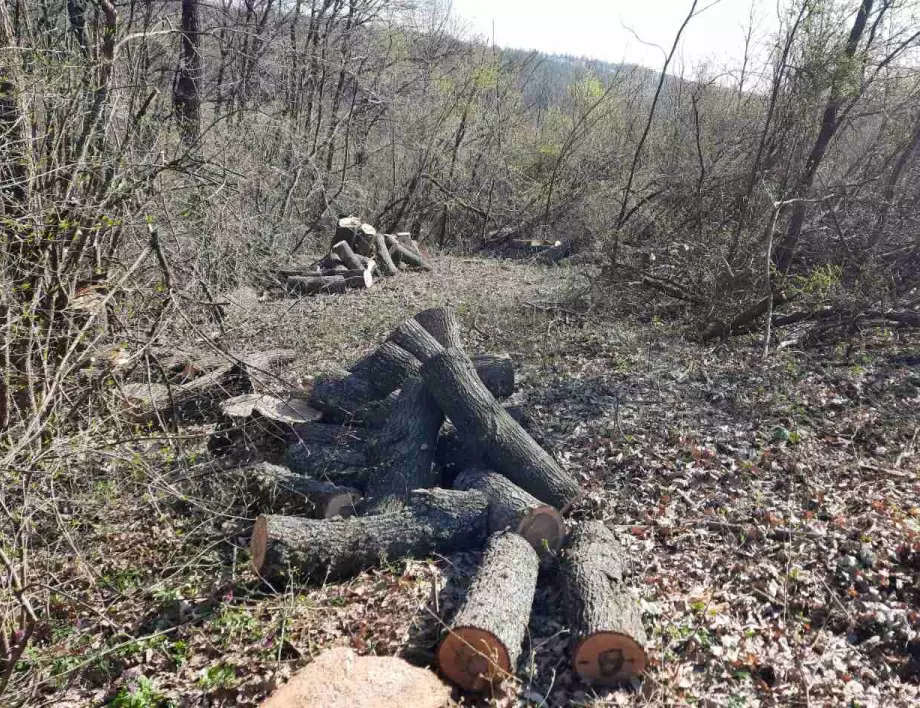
[242,306,648,693]
[281,217,432,296]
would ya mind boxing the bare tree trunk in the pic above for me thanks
[773,0,874,274]
[174,0,202,144]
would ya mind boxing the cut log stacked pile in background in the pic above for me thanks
[233,306,649,694]
[282,216,432,296]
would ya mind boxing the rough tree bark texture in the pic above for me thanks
[437,532,539,692]
[453,467,565,554]
[373,232,399,276]
[284,429,370,489]
[560,521,648,685]
[414,306,463,349]
[174,0,202,144]
[331,239,364,270]
[364,378,443,513]
[309,340,419,423]
[245,462,361,518]
[421,349,580,508]
[251,489,489,582]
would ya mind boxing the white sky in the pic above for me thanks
[449,0,781,74]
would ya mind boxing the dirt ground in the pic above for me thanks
[16,257,920,707]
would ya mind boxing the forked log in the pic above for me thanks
[365,378,443,513]
[245,462,361,518]
[560,521,648,686]
[453,467,564,555]
[420,348,580,508]
[437,533,539,692]
[250,489,489,582]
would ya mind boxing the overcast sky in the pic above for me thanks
[449,0,780,74]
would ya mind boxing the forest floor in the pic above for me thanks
[19,256,920,707]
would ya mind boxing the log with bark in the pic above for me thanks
[244,462,361,518]
[385,233,431,271]
[250,489,489,582]
[331,240,365,271]
[416,345,580,508]
[373,232,399,276]
[364,378,443,513]
[560,521,648,685]
[286,270,373,295]
[453,467,564,555]
[309,340,420,423]
[284,423,372,488]
[437,532,539,691]
[333,217,376,257]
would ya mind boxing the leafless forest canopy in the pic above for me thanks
[1,0,920,704]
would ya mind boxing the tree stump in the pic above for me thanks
[560,521,648,685]
[437,532,539,691]
[453,467,564,555]
[250,489,489,582]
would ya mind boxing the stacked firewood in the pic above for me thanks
[245,307,648,692]
[281,217,432,296]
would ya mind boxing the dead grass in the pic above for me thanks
[4,257,918,707]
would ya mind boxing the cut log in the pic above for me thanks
[414,306,463,350]
[332,239,364,270]
[286,274,347,295]
[284,431,370,488]
[365,378,443,513]
[245,462,361,518]
[420,348,580,508]
[437,532,539,691]
[310,341,420,422]
[334,217,376,257]
[436,400,532,486]
[348,341,422,397]
[285,422,371,448]
[469,353,514,399]
[209,393,321,456]
[384,233,431,271]
[388,318,445,363]
[121,349,296,423]
[250,488,489,582]
[560,521,648,686]
[453,467,564,555]
[373,232,399,276]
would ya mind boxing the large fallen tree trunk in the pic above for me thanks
[453,467,564,555]
[437,532,539,692]
[364,378,443,513]
[250,489,489,582]
[244,462,361,518]
[560,521,648,686]
[418,347,580,508]
[413,306,463,349]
